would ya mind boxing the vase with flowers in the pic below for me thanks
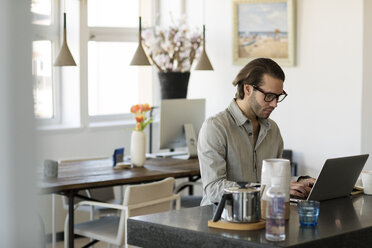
[142,16,202,99]
[130,103,153,167]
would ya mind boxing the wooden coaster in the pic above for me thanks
[208,219,266,231]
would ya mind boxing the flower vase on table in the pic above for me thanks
[130,130,146,167]
[130,104,153,167]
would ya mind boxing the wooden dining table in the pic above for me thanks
[38,157,200,248]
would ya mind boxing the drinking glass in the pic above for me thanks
[298,200,320,226]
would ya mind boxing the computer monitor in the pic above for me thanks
[159,99,206,158]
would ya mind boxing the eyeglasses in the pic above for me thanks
[252,85,287,103]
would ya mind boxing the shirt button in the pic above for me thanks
[248,132,252,136]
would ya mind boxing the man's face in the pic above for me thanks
[247,74,284,119]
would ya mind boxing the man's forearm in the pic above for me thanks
[203,178,237,205]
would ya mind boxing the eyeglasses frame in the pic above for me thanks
[252,84,288,103]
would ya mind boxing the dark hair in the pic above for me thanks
[232,58,285,99]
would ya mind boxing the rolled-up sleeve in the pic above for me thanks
[197,118,237,205]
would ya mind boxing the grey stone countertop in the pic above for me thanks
[128,195,372,248]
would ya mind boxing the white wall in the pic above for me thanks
[362,0,372,170]
[38,0,372,234]
[188,0,367,176]
[271,0,364,175]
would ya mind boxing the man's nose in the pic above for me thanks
[269,98,278,108]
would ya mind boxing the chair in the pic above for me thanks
[64,177,180,247]
[59,158,120,248]
[174,181,203,208]
[283,149,298,176]
[60,158,120,219]
[61,187,120,219]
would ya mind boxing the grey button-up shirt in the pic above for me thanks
[198,99,283,206]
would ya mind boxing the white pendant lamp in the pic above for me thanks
[195,0,213,70]
[130,16,151,66]
[54,12,76,66]
[195,24,213,70]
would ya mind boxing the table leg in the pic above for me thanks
[52,194,56,248]
[188,176,194,195]
[188,176,201,195]
[68,191,74,248]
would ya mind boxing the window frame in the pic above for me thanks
[32,0,62,126]
[35,0,161,131]
[80,0,158,126]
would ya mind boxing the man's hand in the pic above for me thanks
[290,177,316,199]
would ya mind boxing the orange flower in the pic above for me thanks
[130,105,135,113]
[130,104,140,113]
[135,115,144,123]
[136,123,141,130]
[143,103,151,111]
[138,104,144,112]
[130,103,153,131]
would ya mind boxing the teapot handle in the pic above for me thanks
[212,193,232,222]
[237,181,248,188]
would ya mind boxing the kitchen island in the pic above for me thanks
[128,194,372,247]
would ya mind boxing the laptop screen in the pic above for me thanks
[292,154,369,202]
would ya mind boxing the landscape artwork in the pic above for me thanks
[233,0,295,66]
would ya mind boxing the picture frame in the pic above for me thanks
[232,0,296,66]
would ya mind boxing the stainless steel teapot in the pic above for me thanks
[212,182,262,223]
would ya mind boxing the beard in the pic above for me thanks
[249,94,275,119]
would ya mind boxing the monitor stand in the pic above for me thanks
[171,123,198,160]
[150,123,198,160]
[184,123,198,157]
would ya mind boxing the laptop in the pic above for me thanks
[291,154,369,202]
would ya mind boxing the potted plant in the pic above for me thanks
[142,16,202,99]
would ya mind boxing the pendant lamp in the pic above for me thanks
[195,24,213,70]
[54,13,76,66]
[130,16,151,65]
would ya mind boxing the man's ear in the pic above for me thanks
[244,84,252,97]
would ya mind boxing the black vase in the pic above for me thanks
[158,71,190,99]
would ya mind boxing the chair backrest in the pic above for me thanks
[61,188,116,210]
[282,149,293,161]
[124,177,175,217]
[87,187,116,202]
[282,149,298,176]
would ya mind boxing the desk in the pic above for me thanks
[39,157,200,248]
[127,195,372,248]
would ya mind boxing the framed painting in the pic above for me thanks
[232,0,296,66]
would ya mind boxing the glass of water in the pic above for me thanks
[298,200,320,226]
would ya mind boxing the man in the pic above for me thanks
[198,58,314,206]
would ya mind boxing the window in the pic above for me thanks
[31,0,59,121]
[32,0,155,128]
[88,42,140,116]
[31,0,52,25]
[87,0,138,27]
[86,0,154,121]
[32,40,54,119]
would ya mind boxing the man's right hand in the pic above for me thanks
[290,177,315,199]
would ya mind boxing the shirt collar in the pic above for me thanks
[228,98,271,130]
[228,99,247,126]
